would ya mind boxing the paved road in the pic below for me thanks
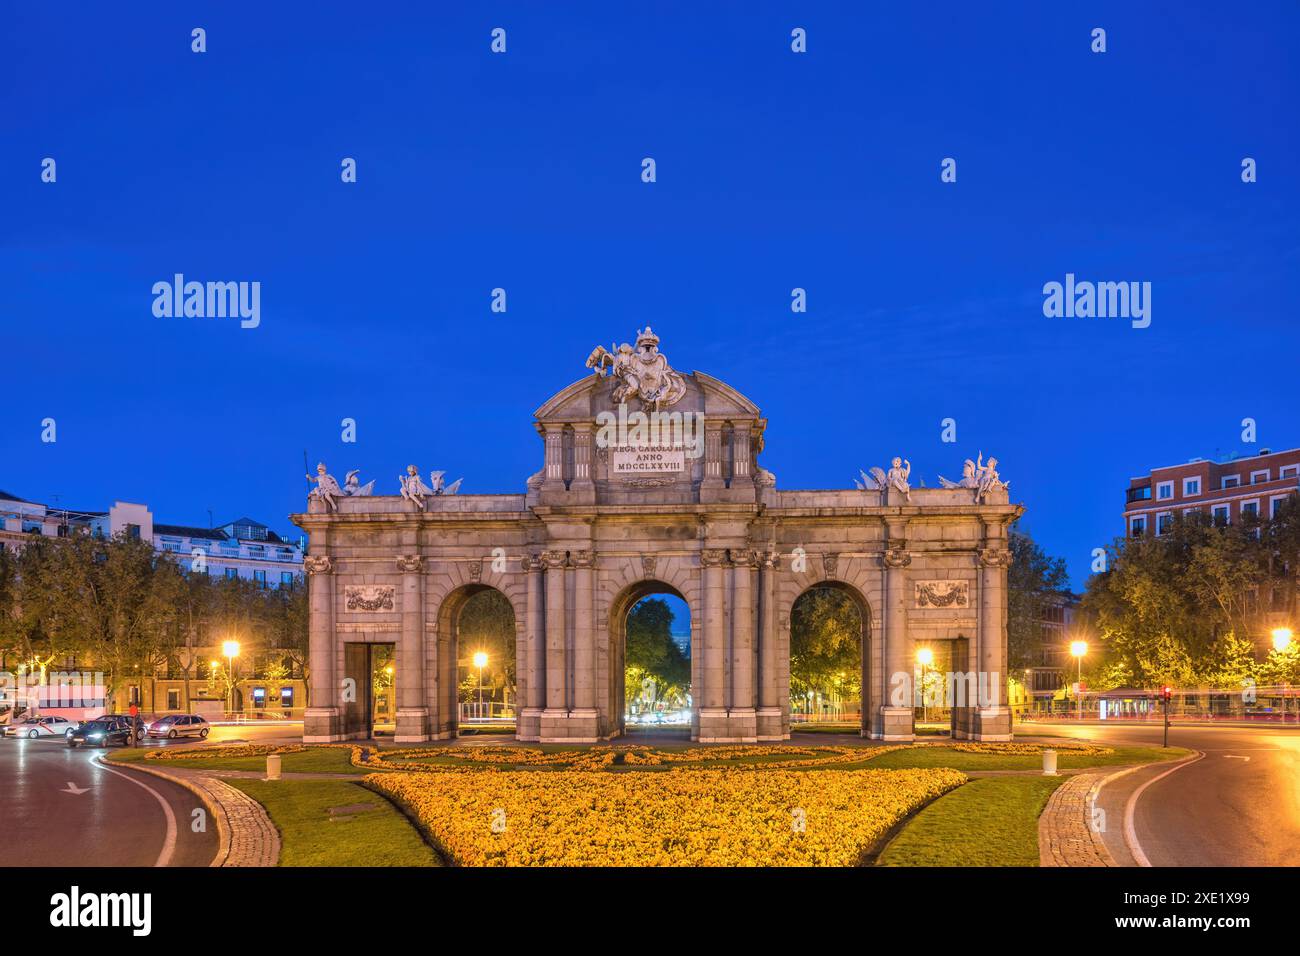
[0,723,295,868]
[1025,720,1300,867]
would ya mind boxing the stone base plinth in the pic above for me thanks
[966,706,1012,741]
[538,708,603,743]
[755,707,786,741]
[394,707,430,743]
[696,707,759,743]
[876,706,915,741]
[303,707,344,743]
[515,708,543,742]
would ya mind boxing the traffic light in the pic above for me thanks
[1160,685,1173,701]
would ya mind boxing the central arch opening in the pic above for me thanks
[789,583,869,733]
[610,580,692,737]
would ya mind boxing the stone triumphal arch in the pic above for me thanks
[293,329,1021,744]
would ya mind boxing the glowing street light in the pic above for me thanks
[915,648,934,723]
[1070,640,1088,722]
[1272,627,1293,653]
[473,651,488,719]
[222,640,240,714]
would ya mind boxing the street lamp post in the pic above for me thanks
[1070,640,1088,722]
[222,640,240,717]
[915,648,934,725]
[472,651,488,721]
[1272,628,1293,722]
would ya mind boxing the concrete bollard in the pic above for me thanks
[266,753,282,781]
[1042,749,1058,776]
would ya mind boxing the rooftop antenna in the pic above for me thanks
[207,508,213,529]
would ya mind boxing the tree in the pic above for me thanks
[789,587,861,702]
[1006,525,1071,672]
[625,597,690,707]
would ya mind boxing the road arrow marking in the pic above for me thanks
[1223,755,1251,761]
[62,782,90,795]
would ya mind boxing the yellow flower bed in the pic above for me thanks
[948,742,1114,756]
[369,766,965,866]
[144,744,308,761]
[361,743,910,773]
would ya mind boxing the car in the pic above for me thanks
[3,715,73,739]
[67,716,142,748]
[145,714,210,739]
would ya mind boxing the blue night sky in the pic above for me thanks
[2,3,1297,589]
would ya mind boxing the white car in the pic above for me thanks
[4,715,74,739]
[145,714,211,739]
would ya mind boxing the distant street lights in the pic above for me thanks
[473,651,488,719]
[1272,627,1293,653]
[1070,640,1088,722]
[915,648,934,724]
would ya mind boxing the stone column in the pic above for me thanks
[728,550,757,740]
[975,542,1014,740]
[698,548,728,741]
[518,554,545,741]
[303,555,340,742]
[394,555,429,742]
[569,550,599,738]
[541,425,566,489]
[756,549,782,740]
[879,543,914,741]
[700,425,725,493]
[540,550,569,737]
[731,425,751,481]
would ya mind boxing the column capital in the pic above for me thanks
[521,553,545,573]
[881,547,911,569]
[700,548,728,568]
[978,548,1013,569]
[542,549,568,570]
[760,549,781,570]
[396,555,423,573]
[304,555,333,575]
[730,548,759,569]
[572,550,596,569]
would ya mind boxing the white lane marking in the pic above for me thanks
[61,782,90,795]
[95,758,178,867]
[1123,751,1205,868]
[1223,755,1251,761]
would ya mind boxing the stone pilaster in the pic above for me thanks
[394,555,429,742]
[756,549,783,740]
[698,548,729,741]
[727,549,758,741]
[879,542,914,741]
[700,425,725,494]
[517,554,545,741]
[568,550,599,739]
[972,542,1014,740]
[303,555,342,742]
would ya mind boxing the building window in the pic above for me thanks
[1281,465,1299,479]
[1183,477,1200,496]
[1221,475,1240,489]
[252,687,266,708]
[280,687,294,708]
[1130,515,1147,535]
[1241,500,1259,519]
[167,689,180,710]
[253,569,268,589]
[280,571,295,588]
[125,523,141,540]
[224,568,238,580]
[1271,496,1288,517]
[1250,469,1270,484]
[1157,512,1173,535]
[1156,481,1174,500]
[1212,505,1230,526]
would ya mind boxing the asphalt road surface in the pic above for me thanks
[1026,720,1300,867]
[0,723,295,868]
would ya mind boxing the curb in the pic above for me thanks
[97,755,280,867]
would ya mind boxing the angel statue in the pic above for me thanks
[974,453,1008,502]
[885,457,912,501]
[306,463,343,512]
[938,459,979,490]
[429,471,463,496]
[399,465,435,510]
[343,470,375,497]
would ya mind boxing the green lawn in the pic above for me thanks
[877,776,1067,866]
[227,779,441,866]
[863,745,1190,772]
